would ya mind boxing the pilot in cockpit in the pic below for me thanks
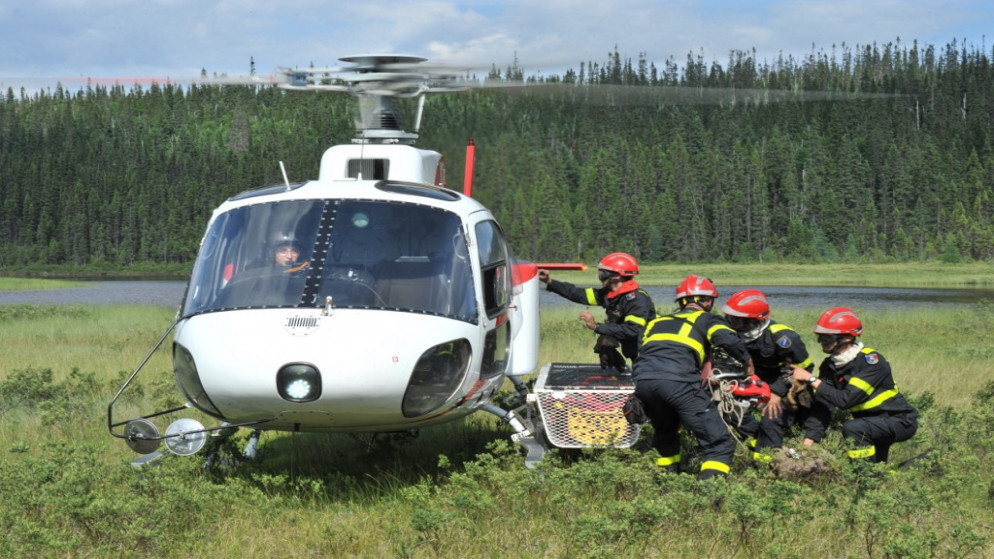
[270,232,309,274]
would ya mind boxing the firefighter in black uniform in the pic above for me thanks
[632,274,754,479]
[539,252,656,372]
[790,307,918,463]
[722,289,815,463]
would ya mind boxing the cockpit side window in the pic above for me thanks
[474,220,511,318]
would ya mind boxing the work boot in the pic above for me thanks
[697,469,727,481]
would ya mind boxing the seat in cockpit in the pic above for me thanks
[374,257,447,312]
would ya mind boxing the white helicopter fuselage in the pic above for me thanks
[171,142,539,434]
[174,309,498,431]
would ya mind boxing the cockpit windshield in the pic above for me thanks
[182,199,478,323]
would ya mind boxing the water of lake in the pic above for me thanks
[544,284,993,313]
[1,280,991,312]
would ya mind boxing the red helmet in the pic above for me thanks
[674,274,718,301]
[722,289,770,320]
[597,252,639,276]
[814,307,863,336]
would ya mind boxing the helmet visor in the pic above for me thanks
[816,334,839,345]
[727,315,757,332]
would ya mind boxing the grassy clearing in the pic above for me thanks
[1,302,993,557]
[0,304,175,384]
[539,303,993,408]
[545,261,994,288]
[0,277,85,290]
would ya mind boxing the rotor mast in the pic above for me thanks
[277,54,465,146]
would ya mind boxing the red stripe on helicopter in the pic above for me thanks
[512,262,538,286]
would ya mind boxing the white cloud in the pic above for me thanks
[0,0,989,88]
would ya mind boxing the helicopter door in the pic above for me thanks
[474,219,512,379]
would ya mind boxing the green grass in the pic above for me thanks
[545,261,994,287]
[2,289,994,556]
[0,277,85,290]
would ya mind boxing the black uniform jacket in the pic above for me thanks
[633,309,751,383]
[746,321,814,397]
[545,279,656,360]
[803,346,917,441]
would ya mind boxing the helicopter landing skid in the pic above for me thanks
[479,403,548,468]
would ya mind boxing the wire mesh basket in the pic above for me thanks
[534,363,640,448]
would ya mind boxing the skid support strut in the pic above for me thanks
[480,403,547,468]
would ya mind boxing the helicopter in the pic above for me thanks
[107,54,558,467]
[104,54,876,468]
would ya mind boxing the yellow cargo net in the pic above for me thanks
[566,407,628,445]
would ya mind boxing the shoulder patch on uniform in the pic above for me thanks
[626,292,636,300]
[865,353,879,365]
[776,335,791,348]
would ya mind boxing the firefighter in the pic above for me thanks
[790,307,918,463]
[722,289,815,464]
[632,274,754,479]
[539,252,656,372]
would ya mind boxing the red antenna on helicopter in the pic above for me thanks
[463,138,475,196]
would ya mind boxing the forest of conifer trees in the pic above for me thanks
[0,39,992,268]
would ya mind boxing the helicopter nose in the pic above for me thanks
[276,363,322,403]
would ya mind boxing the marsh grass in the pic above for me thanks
[1,301,993,557]
[0,277,84,290]
[546,261,994,287]
[540,303,993,407]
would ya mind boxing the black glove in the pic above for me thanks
[622,395,649,425]
[598,347,627,373]
[594,335,626,373]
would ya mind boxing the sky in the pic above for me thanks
[0,0,990,90]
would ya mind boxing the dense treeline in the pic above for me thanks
[1,39,992,267]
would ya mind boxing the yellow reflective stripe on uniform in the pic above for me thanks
[642,313,706,362]
[752,451,772,464]
[642,332,705,363]
[656,454,681,467]
[625,315,647,326]
[584,288,598,306]
[848,446,876,460]
[849,376,875,396]
[707,323,734,337]
[767,324,813,368]
[851,389,898,412]
[700,460,730,474]
[641,334,705,363]
[847,347,895,411]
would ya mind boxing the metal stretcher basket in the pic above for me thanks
[533,363,641,448]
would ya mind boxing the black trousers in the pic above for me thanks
[757,407,810,451]
[842,409,919,462]
[635,377,736,472]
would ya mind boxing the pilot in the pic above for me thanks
[538,252,656,373]
[270,233,308,273]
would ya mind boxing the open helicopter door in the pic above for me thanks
[506,259,540,375]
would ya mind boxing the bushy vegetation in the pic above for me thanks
[1,301,992,557]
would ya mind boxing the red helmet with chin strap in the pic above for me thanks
[597,252,639,276]
[675,274,718,301]
[722,289,770,320]
[814,307,863,336]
